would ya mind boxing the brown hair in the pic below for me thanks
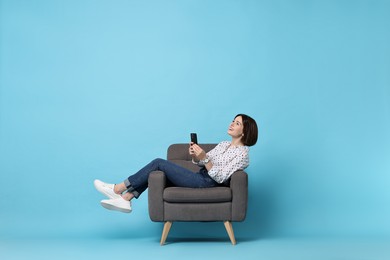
[235,114,258,146]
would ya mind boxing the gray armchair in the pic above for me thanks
[148,143,248,245]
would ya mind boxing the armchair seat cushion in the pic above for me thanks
[163,187,232,203]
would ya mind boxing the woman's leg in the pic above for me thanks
[113,182,127,194]
[122,158,217,199]
[96,159,218,213]
[121,191,134,201]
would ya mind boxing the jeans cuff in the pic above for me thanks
[124,178,132,189]
[131,190,140,199]
[124,178,140,199]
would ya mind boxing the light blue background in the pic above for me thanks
[1,0,390,247]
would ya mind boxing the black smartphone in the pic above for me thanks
[190,133,198,145]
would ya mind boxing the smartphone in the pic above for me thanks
[190,133,198,145]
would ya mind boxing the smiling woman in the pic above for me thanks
[94,114,258,214]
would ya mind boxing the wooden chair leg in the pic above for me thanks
[160,221,172,245]
[224,221,236,245]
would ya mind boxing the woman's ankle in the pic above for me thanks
[114,183,126,194]
[122,192,134,201]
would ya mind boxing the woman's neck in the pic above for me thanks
[230,138,244,147]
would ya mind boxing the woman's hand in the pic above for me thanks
[189,143,195,158]
[188,143,206,161]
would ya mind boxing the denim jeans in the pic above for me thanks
[124,158,219,198]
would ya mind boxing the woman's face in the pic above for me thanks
[228,116,244,138]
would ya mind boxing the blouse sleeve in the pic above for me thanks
[207,148,249,183]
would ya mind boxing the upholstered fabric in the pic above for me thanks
[163,187,232,203]
[164,202,232,221]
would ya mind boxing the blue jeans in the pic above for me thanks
[124,158,219,198]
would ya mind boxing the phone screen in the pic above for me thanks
[190,133,198,144]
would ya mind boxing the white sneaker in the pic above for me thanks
[94,179,122,200]
[101,198,132,213]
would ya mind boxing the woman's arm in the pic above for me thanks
[189,143,214,171]
[208,149,249,183]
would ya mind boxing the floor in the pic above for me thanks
[1,236,390,260]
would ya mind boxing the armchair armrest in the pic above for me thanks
[230,170,248,221]
[148,171,166,222]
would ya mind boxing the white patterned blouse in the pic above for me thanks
[195,141,250,184]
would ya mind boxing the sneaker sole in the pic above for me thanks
[101,201,132,213]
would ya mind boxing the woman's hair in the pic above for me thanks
[235,114,258,146]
